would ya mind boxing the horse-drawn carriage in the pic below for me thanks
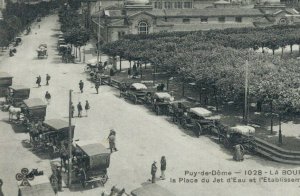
[0,72,13,98]
[7,85,30,107]
[218,125,256,152]
[22,98,47,123]
[71,140,110,188]
[29,119,75,158]
[131,184,175,196]
[18,174,55,196]
[168,100,198,124]
[152,92,174,115]
[181,107,220,137]
[37,44,48,59]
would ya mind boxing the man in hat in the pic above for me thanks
[151,161,157,183]
[77,102,83,117]
[95,81,100,94]
[45,91,51,105]
[36,75,41,87]
[108,132,117,153]
[79,80,84,93]
[46,74,51,85]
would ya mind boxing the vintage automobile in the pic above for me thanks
[62,53,75,63]
[30,119,75,158]
[37,44,48,59]
[58,44,69,55]
[57,38,66,50]
[218,125,256,152]
[126,83,149,104]
[22,98,47,123]
[7,85,30,107]
[131,184,175,196]
[18,174,55,196]
[71,140,110,188]
[181,107,221,137]
[152,92,174,115]
[0,72,13,98]
[168,100,198,124]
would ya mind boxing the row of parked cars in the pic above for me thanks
[118,81,256,152]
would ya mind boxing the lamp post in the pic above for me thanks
[97,3,102,68]
[67,90,73,187]
[244,60,249,125]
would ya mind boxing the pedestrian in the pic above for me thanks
[151,161,157,183]
[233,144,244,161]
[45,91,51,104]
[77,102,83,117]
[0,179,4,196]
[79,80,84,93]
[95,81,100,94]
[85,100,90,117]
[71,102,75,118]
[160,156,166,180]
[36,75,41,87]
[46,74,51,85]
[108,132,117,153]
[50,173,58,195]
[79,168,86,188]
[127,68,131,78]
[56,168,62,191]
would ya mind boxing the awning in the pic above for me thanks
[23,98,47,108]
[231,125,255,135]
[75,140,110,156]
[190,107,212,117]
[43,119,72,131]
[131,83,147,90]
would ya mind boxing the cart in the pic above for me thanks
[131,184,175,196]
[219,125,256,152]
[181,107,221,137]
[34,119,75,158]
[152,92,174,115]
[7,85,30,107]
[71,140,110,188]
[0,72,13,98]
[18,175,55,196]
[168,100,198,124]
[22,98,47,123]
[37,44,48,59]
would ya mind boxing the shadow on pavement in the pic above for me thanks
[1,119,28,133]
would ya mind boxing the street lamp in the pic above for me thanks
[97,3,102,68]
[244,60,249,125]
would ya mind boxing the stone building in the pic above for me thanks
[90,0,265,42]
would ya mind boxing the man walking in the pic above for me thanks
[36,75,41,87]
[71,102,75,118]
[46,74,51,85]
[160,156,166,180]
[95,81,100,94]
[85,100,90,117]
[151,161,157,183]
[79,80,84,93]
[108,131,117,153]
[77,102,83,117]
[45,91,51,105]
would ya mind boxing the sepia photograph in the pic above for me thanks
[0,0,300,195]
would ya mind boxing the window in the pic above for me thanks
[201,17,208,23]
[183,18,190,23]
[164,2,172,9]
[118,31,125,39]
[184,1,192,8]
[138,22,149,34]
[154,1,162,9]
[235,17,242,23]
[174,1,182,8]
[218,17,225,22]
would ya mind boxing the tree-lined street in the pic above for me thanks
[1,14,300,196]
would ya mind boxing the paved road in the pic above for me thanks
[0,15,300,196]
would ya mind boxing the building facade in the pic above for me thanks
[90,0,299,42]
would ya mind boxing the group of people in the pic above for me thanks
[36,74,51,87]
[127,62,142,79]
[151,156,167,183]
[71,100,90,118]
